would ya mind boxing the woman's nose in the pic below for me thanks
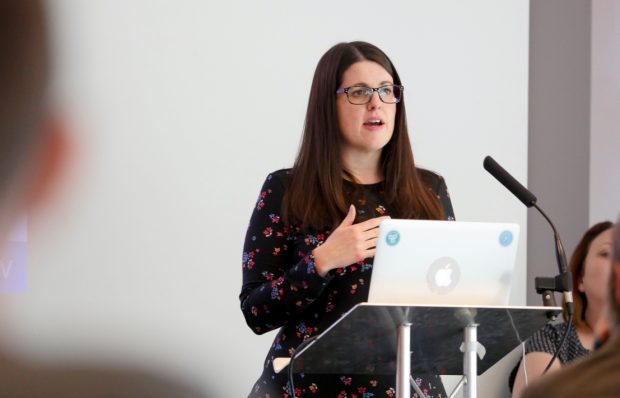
[367,91,382,110]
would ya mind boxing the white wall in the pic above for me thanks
[1,1,529,396]
[590,0,620,224]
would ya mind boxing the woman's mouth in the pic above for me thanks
[363,119,385,127]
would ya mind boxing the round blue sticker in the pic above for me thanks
[386,230,400,246]
[499,230,513,247]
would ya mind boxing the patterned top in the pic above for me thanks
[526,322,589,361]
[520,330,620,398]
[509,321,589,391]
[240,168,455,398]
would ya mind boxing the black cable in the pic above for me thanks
[542,313,573,374]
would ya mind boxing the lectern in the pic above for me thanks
[288,303,558,398]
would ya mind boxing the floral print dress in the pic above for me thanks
[240,169,455,398]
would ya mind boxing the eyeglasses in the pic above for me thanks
[335,84,404,105]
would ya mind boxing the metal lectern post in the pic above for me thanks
[396,323,411,398]
[463,323,479,398]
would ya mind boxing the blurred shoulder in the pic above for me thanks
[0,355,206,398]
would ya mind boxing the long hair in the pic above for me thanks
[611,221,620,326]
[282,41,444,229]
[567,221,613,327]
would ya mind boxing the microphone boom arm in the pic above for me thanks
[483,156,573,316]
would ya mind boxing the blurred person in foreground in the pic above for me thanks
[522,220,620,398]
[0,2,204,396]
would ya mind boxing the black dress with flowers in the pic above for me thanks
[240,168,455,398]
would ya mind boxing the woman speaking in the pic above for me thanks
[240,41,454,397]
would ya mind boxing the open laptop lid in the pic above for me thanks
[367,219,519,306]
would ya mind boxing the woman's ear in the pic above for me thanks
[22,112,71,213]
[577,274,585,293]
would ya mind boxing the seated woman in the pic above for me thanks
[510,221,614,397]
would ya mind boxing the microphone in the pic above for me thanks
[483,156,573,316]
[483,156,537,207]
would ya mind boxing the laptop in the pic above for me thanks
[367,219,519,306]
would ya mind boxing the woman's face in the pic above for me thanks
[579,228,614,306]
[336,61,397,160]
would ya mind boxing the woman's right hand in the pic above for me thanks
[312,205,389,278]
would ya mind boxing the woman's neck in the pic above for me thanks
[577,303,604,350]
[341,151,383,184]
[585,300,604,331]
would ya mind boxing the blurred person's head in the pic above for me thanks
[568,221,614,327]
[0,0,67,237]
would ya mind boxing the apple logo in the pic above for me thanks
[435,265,453,287]
[426,257,460,294]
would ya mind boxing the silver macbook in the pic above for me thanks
[367,219,519,306]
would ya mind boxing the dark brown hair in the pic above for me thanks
[611,221,620,325]
[614,222,620,264]
[282,41,444,229]
[567,221,613,327]
[0,1,48,194]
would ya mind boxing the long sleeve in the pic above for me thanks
[239,171,332,335]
